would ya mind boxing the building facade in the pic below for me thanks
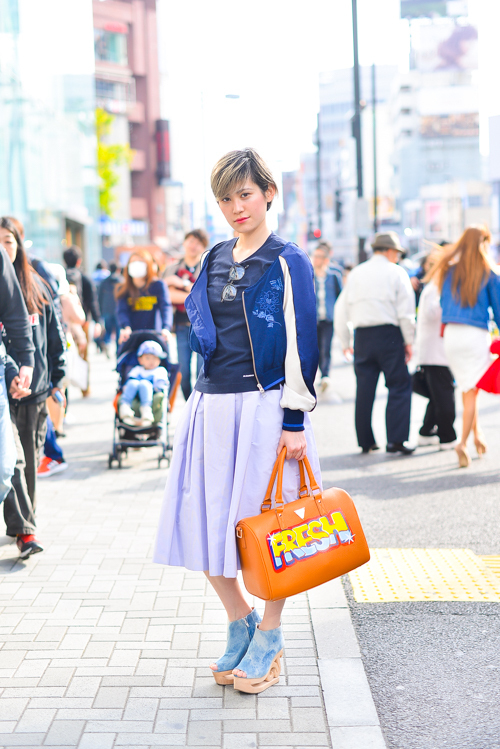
[93,0,168,252]
[0,0,99,267]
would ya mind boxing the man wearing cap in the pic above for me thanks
[334,232,416,454]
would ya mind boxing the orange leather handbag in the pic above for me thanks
[236,448,370,601]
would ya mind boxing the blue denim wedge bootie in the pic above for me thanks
[211,608,261,685]
[232,624,285,693]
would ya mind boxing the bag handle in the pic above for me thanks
[298,456,321,495]
[261,449,323,514]
[261,447,287,511]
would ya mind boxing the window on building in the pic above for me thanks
[400,85,411,92]
[401,108,411,115]
[468,195,483,207]
[95,78,135,113]
[94,28,128,66]
[402,129,413,137]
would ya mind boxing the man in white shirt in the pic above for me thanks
[335,232,416,454]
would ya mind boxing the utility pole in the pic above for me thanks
[316,111,322,235]
[372,63,378,233]
[351,0,366,263]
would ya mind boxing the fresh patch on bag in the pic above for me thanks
[267,510,354,571]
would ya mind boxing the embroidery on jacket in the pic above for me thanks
[252,279,283,328]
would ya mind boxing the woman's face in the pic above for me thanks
[127,255,148,287]
[218,180,275,234]
[0,228,18,262]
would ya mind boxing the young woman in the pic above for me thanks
[116,249,172,343]
[429,225,500,467]
[0,217,66,557]
[154,149,320,693]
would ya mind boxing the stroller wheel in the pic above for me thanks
[108,455,114,469]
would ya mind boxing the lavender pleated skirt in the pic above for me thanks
[153,389,321,578]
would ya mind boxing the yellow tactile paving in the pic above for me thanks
[481,556,500,578]
[349,548,500,602]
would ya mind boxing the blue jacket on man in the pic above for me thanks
[186,242,319,431]
[314,266,343,322]
[440,270,500,330]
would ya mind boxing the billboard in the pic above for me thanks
[420,113,479,138]
[416,20,478,72]
[401,1,467,18]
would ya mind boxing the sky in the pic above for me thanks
[156,0,500,232]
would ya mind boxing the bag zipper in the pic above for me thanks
[242,290,265,394]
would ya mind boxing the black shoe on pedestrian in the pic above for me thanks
[361,444,379,454]
[16,535,44,559]
[386,442,415,455]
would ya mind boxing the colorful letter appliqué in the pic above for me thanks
[267,510,355,571]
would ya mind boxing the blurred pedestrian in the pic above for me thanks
[116,249,172,344]
[92,260,110,287]
[1,217,66,557]
[98,261,122,355]
[413,252,456,449]
[312,242,343,391]
[63,245,101,396]
[0,245,35,504]
[37,415,67,478]
[6,217,59,299]
[428,225,500,467]
[165,230,208,400]
[335,232,416,454]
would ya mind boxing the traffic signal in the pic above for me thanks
[307,224,322,241]
[335,190,343,222]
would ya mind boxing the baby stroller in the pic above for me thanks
[108,330,182,469]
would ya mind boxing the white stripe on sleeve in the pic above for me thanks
[279,257,316,413]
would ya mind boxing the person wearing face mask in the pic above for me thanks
[116,250,173,344]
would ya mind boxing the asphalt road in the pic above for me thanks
[311,348,500,749]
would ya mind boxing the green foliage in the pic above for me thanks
[96,108,132,217]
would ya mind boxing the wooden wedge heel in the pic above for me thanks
[211,670,234,685]
[233,649,283,693]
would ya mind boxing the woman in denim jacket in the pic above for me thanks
[154,149,320,693]
[429,225,500,467]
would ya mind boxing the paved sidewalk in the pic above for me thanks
[0,353,383,749]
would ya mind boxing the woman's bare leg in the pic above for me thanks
[459,389,478,448]
[204,573,252,672]
[470,392,487,452]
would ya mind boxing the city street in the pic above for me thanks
[0,346,499,749]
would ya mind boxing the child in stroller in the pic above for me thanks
[119,340,168,427]
[109,330,181,469]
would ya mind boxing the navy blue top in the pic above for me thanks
[195,233,287,394]
[116,279,173,332]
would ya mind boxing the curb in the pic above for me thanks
[308,578,387,749]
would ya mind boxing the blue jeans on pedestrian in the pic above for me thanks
[176,324,202,401]
[103,314,120,344]
[0,364,17,504]
[122,378,153,407]
[44,416,64,462]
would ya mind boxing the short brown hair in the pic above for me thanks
[210,148,278,211]
[185,229,209,248]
